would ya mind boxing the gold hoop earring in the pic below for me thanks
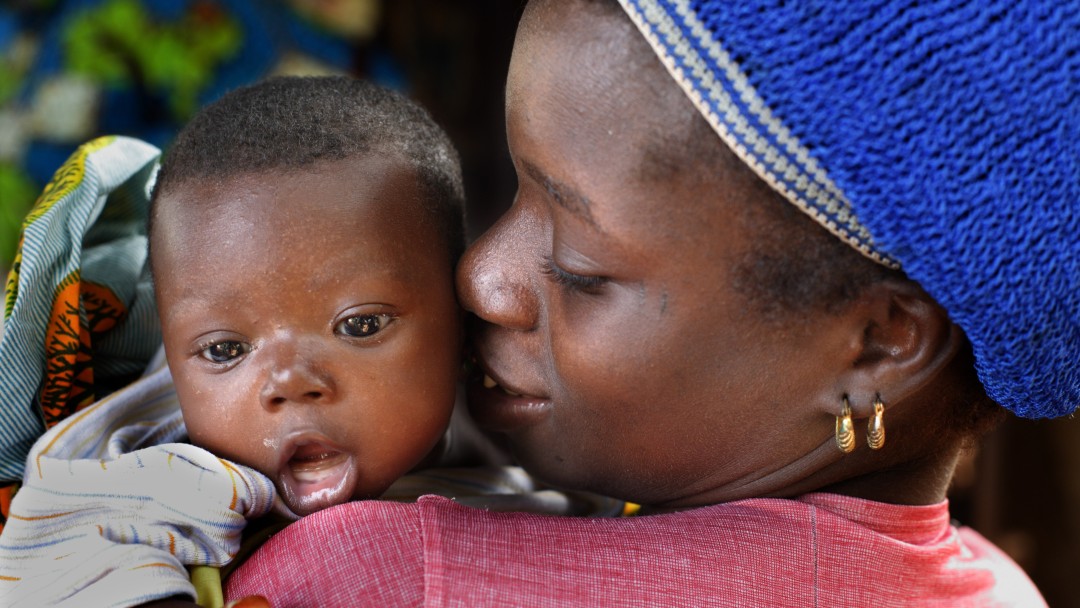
[867,395,886,450]
[836,396,855,453]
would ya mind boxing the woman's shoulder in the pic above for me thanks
[226,494,1045,607]
[225,499,428,606]
[224,495,825,606]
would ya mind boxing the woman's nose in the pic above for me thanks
[259,345,336,410]
[456,206,541,332]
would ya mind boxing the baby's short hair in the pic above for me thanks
[151,75,465,259]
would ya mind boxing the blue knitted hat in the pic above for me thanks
[618,0,1079,418]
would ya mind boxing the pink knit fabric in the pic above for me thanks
[225,493,1045,607]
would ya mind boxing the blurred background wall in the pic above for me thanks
[1,2,1077,605]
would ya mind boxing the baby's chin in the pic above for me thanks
[276,449,360,516]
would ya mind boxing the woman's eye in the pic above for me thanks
[337,314,393,338]
[541,256,608,294]
[199,340,250,363]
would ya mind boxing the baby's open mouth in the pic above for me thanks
[278,439,357,516]
[289,445,349,480]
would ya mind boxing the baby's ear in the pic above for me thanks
[839,279,963,409]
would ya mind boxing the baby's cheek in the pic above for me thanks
[182,403,268,470]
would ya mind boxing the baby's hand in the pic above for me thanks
[226,597,272,608]
[0,443,277,606]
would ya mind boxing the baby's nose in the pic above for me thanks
[258,345,336,409]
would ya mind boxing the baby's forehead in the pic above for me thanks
[152,158,446,259]
[151,170,453,300]
[155,155,420,221]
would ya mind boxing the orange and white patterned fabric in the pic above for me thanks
[0,136,163,527]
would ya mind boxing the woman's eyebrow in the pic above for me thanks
[522,161,599,230]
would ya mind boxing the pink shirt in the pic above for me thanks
[225,493,1045,607]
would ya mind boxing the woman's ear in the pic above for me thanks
[839,279,964,412]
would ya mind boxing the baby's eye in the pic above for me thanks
[337,314,393,338]
[199,340,251,363]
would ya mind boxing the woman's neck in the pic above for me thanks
[814,447,963,505]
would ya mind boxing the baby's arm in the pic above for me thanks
[0,357,278,607]
[0,443,276,606]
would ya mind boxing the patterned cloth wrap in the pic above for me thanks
[1,135,163,513]
[0,350,278,608]
[619,0,1079,419]
[0,135,275,607]
[0,136,626,607]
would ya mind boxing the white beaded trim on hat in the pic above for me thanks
[619,0,899,268]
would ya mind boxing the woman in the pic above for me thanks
[226,0,1077,605]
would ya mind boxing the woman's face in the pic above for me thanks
[457,1,854,508]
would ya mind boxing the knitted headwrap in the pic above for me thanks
[617,0,1079,419]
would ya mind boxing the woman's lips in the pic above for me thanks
[277,436,358,516]
[482,373,521,395]
[466,371,552,432]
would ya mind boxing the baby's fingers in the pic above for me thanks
[225,595,271,608]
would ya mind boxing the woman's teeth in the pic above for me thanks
[483,374,521,396]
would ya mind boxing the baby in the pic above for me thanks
[149,75,465,518]
[0,75,468,607]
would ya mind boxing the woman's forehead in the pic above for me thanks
[509,2,693,176]
[508,1,746,234]
[512,1,669,110]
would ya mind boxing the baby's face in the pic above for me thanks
[152,156,461,516]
